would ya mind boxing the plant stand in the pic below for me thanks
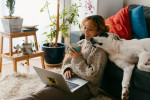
[0,31,45,72]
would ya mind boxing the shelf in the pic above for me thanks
[0,31,37,38]
[1,51,44,62]
[0,31,45,72]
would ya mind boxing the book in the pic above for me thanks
[22,28,38,32]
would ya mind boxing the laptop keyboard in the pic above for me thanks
[66,81,79,90]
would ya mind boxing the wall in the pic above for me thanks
[71,0,98,31]
[124,0,150,7]
[97,0,123,19]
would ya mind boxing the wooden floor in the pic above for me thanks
[0,58,62,78]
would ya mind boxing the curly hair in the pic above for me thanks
[81,15,109,33]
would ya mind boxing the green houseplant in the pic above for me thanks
[14,40,37,55]
[1,0,23,33]
[41,1,80,47]
[41,0,80,65]
[14,43,33,55]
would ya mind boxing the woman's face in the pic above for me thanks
[84,20,100,40]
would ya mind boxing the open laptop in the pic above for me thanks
[33,66,88,93]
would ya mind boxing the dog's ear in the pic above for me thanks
[113,34,120,40]
[98,33,109,38]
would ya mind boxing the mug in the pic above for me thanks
[68,43,80,52]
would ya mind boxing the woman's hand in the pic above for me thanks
[69,47,82,59]
[64,70,74,79]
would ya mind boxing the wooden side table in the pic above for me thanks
[0,31,45,72]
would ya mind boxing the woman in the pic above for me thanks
[13,15,109,100]
[63,15,109,99]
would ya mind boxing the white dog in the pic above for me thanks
[90,33,150,100]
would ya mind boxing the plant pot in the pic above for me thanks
[42,43,66,65]
[1,18,23,33]
[22,44,33,55]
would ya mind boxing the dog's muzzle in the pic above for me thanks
[90,38,96,48]
[90,38,103,48]
[90,38,95,44]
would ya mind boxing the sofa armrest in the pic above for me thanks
[70,31,80,44]
[70,31,85,44]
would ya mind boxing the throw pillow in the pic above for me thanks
[130,5,149,39]
[105,6,132,40]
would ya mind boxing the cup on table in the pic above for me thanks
[68,43,80,53]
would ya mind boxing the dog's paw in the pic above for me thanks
[122,85,130,100]
[122,90,129,100]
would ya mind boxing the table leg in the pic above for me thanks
[33,33,38,51]
[25,36,29,65]
[13,59,17,72]
[26,59,29,66]
[0,36,3,72]
[0,36,3,54]
[41,54,45,69]
[0,57,2,72]
[9,37,12,56]
[25,36,28,43]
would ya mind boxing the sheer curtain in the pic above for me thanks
[0,0,64,64]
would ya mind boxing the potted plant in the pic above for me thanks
[41,0,80,65]
[1,0,23,33]
[14,41,34,55]
[21,42,33,55]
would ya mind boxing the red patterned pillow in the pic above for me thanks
[105,6,132,40]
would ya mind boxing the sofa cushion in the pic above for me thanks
[130,5,149,39]
[105,6,132,40]
[102,61,150,100]
[133,67,150,92]
[129,86,150,100]
[129,4,150,38]
[104,61,150,93]
[105,60,123,81]
[101,75,122,100]
[104,60,134,84]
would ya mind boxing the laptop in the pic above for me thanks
[33,66,88,93]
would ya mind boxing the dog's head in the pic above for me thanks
[90,33,120,48]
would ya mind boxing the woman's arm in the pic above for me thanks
[62,40,84,74]
[61,54,72,73]
[71,48,107,85]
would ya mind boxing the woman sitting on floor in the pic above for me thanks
[13,15,109,100]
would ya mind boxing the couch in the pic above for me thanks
[70,4,150,100]
[101,4,150,100]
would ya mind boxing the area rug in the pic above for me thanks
[0,68,114,100]
[0,68,61,100]
[90,95,114,100]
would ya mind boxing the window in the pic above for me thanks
[0,0,64,63]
